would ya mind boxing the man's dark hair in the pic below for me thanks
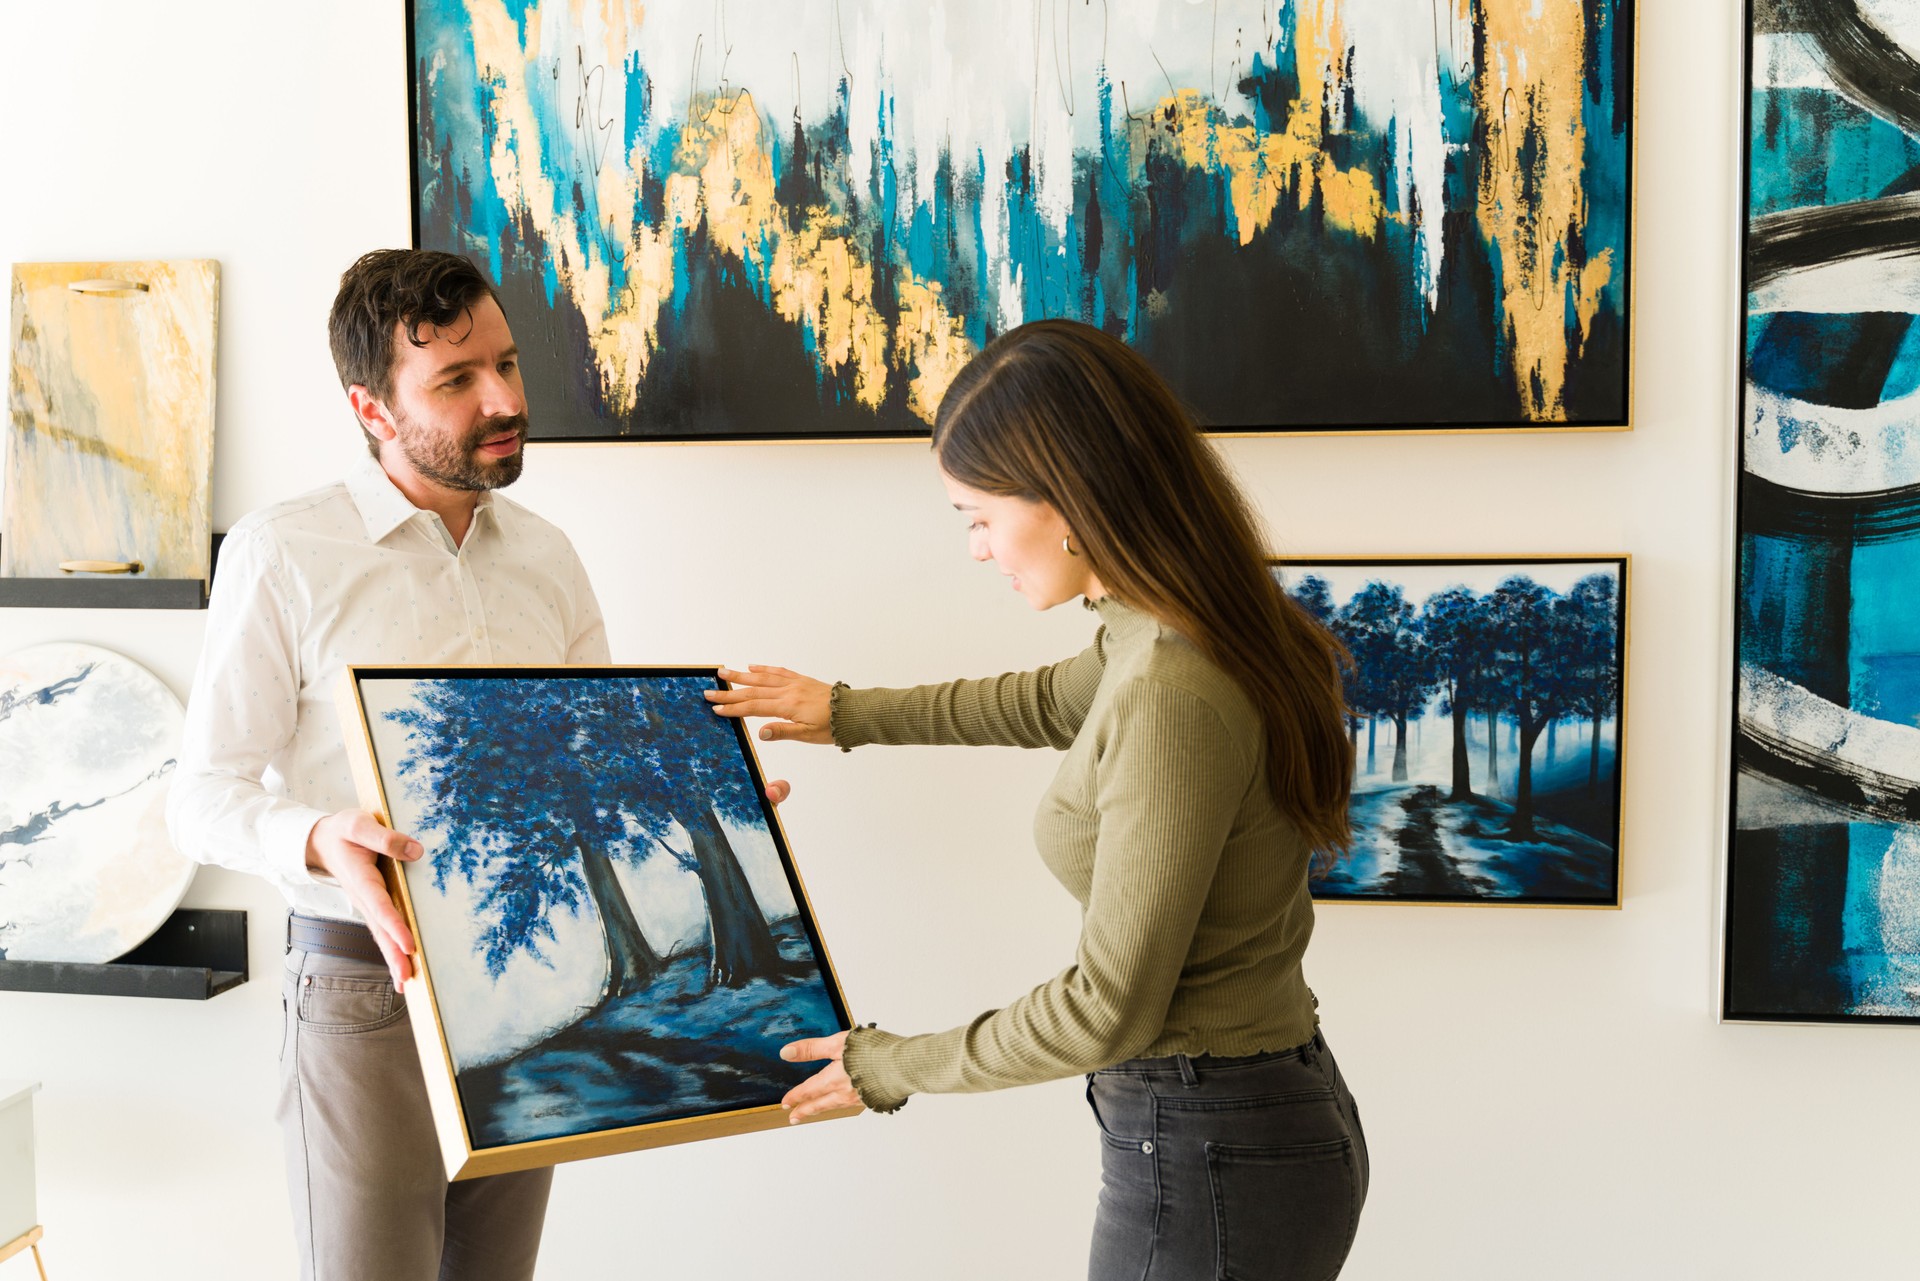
[328,250,501,456]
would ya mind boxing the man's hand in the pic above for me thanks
[304,810,424,990]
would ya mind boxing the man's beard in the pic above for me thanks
[392,409,528,492]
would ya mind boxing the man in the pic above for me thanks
[169,250,690,1280]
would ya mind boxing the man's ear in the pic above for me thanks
[347,385,398,443]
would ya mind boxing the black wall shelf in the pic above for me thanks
[0,533,222,610]
[0,909,248,1000]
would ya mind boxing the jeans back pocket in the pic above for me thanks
[1206,1137,1360,1281]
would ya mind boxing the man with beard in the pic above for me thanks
[169,250,614,1280]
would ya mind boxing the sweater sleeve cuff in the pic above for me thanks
[842,1024,911,1114]
[828,682,872,752]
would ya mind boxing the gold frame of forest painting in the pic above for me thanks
[409,0,1637,442]
[1269,556,1631,909]
[336,664,857,1181]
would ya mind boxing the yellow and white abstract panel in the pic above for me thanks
[4,260,218,580]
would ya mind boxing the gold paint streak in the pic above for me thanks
[1474,0,1592,421]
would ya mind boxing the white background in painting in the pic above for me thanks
[2,3,1916,1280]
[358,675,802,1071]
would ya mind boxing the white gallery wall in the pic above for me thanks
[1,2,1914,1278]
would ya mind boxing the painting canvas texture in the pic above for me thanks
[1730,1,1920,1022]
[3,261,218,580]
[1274,560,1625,905]
[410,0,1632,440]
[0,643,192,962]
[355,669,849,1153]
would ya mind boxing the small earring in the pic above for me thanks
[1063,536,1079,558]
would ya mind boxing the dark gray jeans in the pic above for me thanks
[1086,1030,1368,1281]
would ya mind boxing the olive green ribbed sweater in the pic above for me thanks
[833,596,1320,1114]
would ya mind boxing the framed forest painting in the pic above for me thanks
[1728,0,1920,1023]
[338,666,853,1179]
[408,0,1634,441]
[1272,557,1628,907]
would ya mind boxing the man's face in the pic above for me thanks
[379,296,528,492]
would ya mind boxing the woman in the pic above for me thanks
[706,319,1368,1280]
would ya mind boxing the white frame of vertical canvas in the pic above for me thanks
[336,664,859,1180]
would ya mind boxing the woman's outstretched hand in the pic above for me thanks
[705,666,836,746]
[780,1030,864,1123]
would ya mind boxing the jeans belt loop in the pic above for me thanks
[1176,1053,1199,1089]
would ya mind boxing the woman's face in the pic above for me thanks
[941,471,1103,609]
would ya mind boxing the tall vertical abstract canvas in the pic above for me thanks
[3,261,218,582]
[340,667,852,1179]
[1729,2,1920,1022]
[409,1,1633,440]
[1274,558,1626,906]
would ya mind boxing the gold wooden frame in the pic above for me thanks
[336,664,858,1181]
[1267,554,1632,910]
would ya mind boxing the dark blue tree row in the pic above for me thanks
[383,676,783,1001]
[1288,572,1621,838]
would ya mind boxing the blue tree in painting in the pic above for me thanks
[1418,585,1492,802]
[1564,573,1622,797]
[386,676,789,997]
[1338,581,1436,782]
[1484,577,1582,838]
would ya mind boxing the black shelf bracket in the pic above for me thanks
[0,908,249,1000]
[0,533,223,610]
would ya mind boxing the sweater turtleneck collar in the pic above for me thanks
[1085,593,1157,645]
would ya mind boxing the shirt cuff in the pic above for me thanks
[842,1024,911,1114]
[262,804,331,892]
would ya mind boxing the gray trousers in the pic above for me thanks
[277,947,552,1281]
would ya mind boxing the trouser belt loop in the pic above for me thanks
[1176,1054,1199,1089]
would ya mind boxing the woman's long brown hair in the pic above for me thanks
[933,319,1353,854]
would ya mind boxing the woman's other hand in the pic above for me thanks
[779,1030,864,1123]
[705,665,836,746]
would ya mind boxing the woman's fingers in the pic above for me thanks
[780,1062,863,1124]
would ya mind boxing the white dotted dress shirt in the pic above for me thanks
[167,455,610,922]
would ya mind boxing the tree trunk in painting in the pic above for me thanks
[575,835,663,999]
[1366,717,1377,776]
[1546,718,1558,768]
[1507,717,1546,839]
[1450,701,1473,802]
[686,808,782,988]
[1391,711,1410,782]
[1486,712,1499,793]
[1589,713,1604,794]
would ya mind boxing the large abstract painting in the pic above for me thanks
[1274,558,1626,906]
[341,666,852,1178]
[1728,1,1920,1022]
[3,261,218,582]
[409,1,1634,440]
[0,643,193,962]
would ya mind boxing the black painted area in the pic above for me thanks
[0,909,249,1000]
[1724,824,1855,1020]
[1743,474,1920,545]
[1748,192,1920,290]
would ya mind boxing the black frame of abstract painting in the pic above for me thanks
[1270,555,1629,909]
[402,0,1638,443]
[1723,1,1920,1026]
[337,664,857,1180]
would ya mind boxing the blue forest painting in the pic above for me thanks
[1730,1,1920,1022]
[409,0,1633,439]
[359,670,848,1148]
[1275,559,1625,905]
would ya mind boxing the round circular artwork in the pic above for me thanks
[0,642,194,962]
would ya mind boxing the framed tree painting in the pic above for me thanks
[1271,557,1628,906]
[337,666,854,1179]
[1727,1,1920,1023]
[407,0,1634,441]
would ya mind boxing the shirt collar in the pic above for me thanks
[1085,593,1157,645]
[345,454,499,545]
